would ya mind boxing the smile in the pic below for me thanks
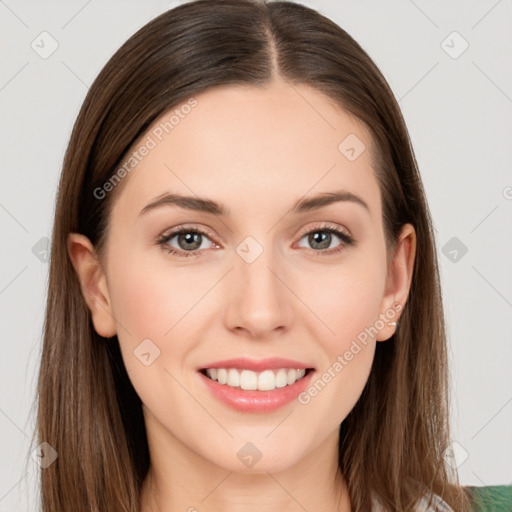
[198,357,316,413]
[201,367,310,391]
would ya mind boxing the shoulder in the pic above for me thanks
[465,485,512,512]
[414,491,454,511]
[371,490,454,512]
[371,485,512,511]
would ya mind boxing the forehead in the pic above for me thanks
[110,79,381,221]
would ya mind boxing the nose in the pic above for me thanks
[222,242,293,339]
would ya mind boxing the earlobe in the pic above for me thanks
[376,223,417,342]
[67,233,117,338]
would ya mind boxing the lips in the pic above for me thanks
[198,357,315,413]
[199,356,312,372]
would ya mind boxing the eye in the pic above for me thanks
[156,222,354,259]
[296,223,354,256]
[157,227,218,258]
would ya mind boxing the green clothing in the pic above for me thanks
[466,485,512,512]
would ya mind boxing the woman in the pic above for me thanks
[35,0,508,510]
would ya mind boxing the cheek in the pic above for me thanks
[105,255,200,415]
[297,254,386,353]
[298,304,377,433]
[107,252,209,344]
[105,252,220,403]
[293,253,385,418]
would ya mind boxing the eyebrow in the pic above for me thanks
[139,189,370,217]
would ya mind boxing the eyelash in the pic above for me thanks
[156,222,355,259]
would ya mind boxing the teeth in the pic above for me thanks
[204,367,307,391]
[240,370,258,390]
[257,370,275,391]
[275,369,288,388]
[227,368,240,387]
[217,368,227,385]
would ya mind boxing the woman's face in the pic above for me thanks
[76,78,414,474]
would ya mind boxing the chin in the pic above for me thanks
[200,436,310,475]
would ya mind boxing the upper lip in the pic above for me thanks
[199,357,314,372]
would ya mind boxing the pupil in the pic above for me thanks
[310,231,331,250]
[179,232,201,250]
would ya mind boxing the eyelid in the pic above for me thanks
[295,221,352,240]
[158,224,221,246]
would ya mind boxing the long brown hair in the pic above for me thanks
[35,1,474,510]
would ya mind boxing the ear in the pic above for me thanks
[376,223,416,342]
[67,233,117,338]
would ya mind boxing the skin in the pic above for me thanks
[68,77,416,512]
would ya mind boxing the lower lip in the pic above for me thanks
[198,370,315,413]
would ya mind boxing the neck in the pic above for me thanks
[139,421,351,512]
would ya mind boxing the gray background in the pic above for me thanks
[1,0,511,509]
